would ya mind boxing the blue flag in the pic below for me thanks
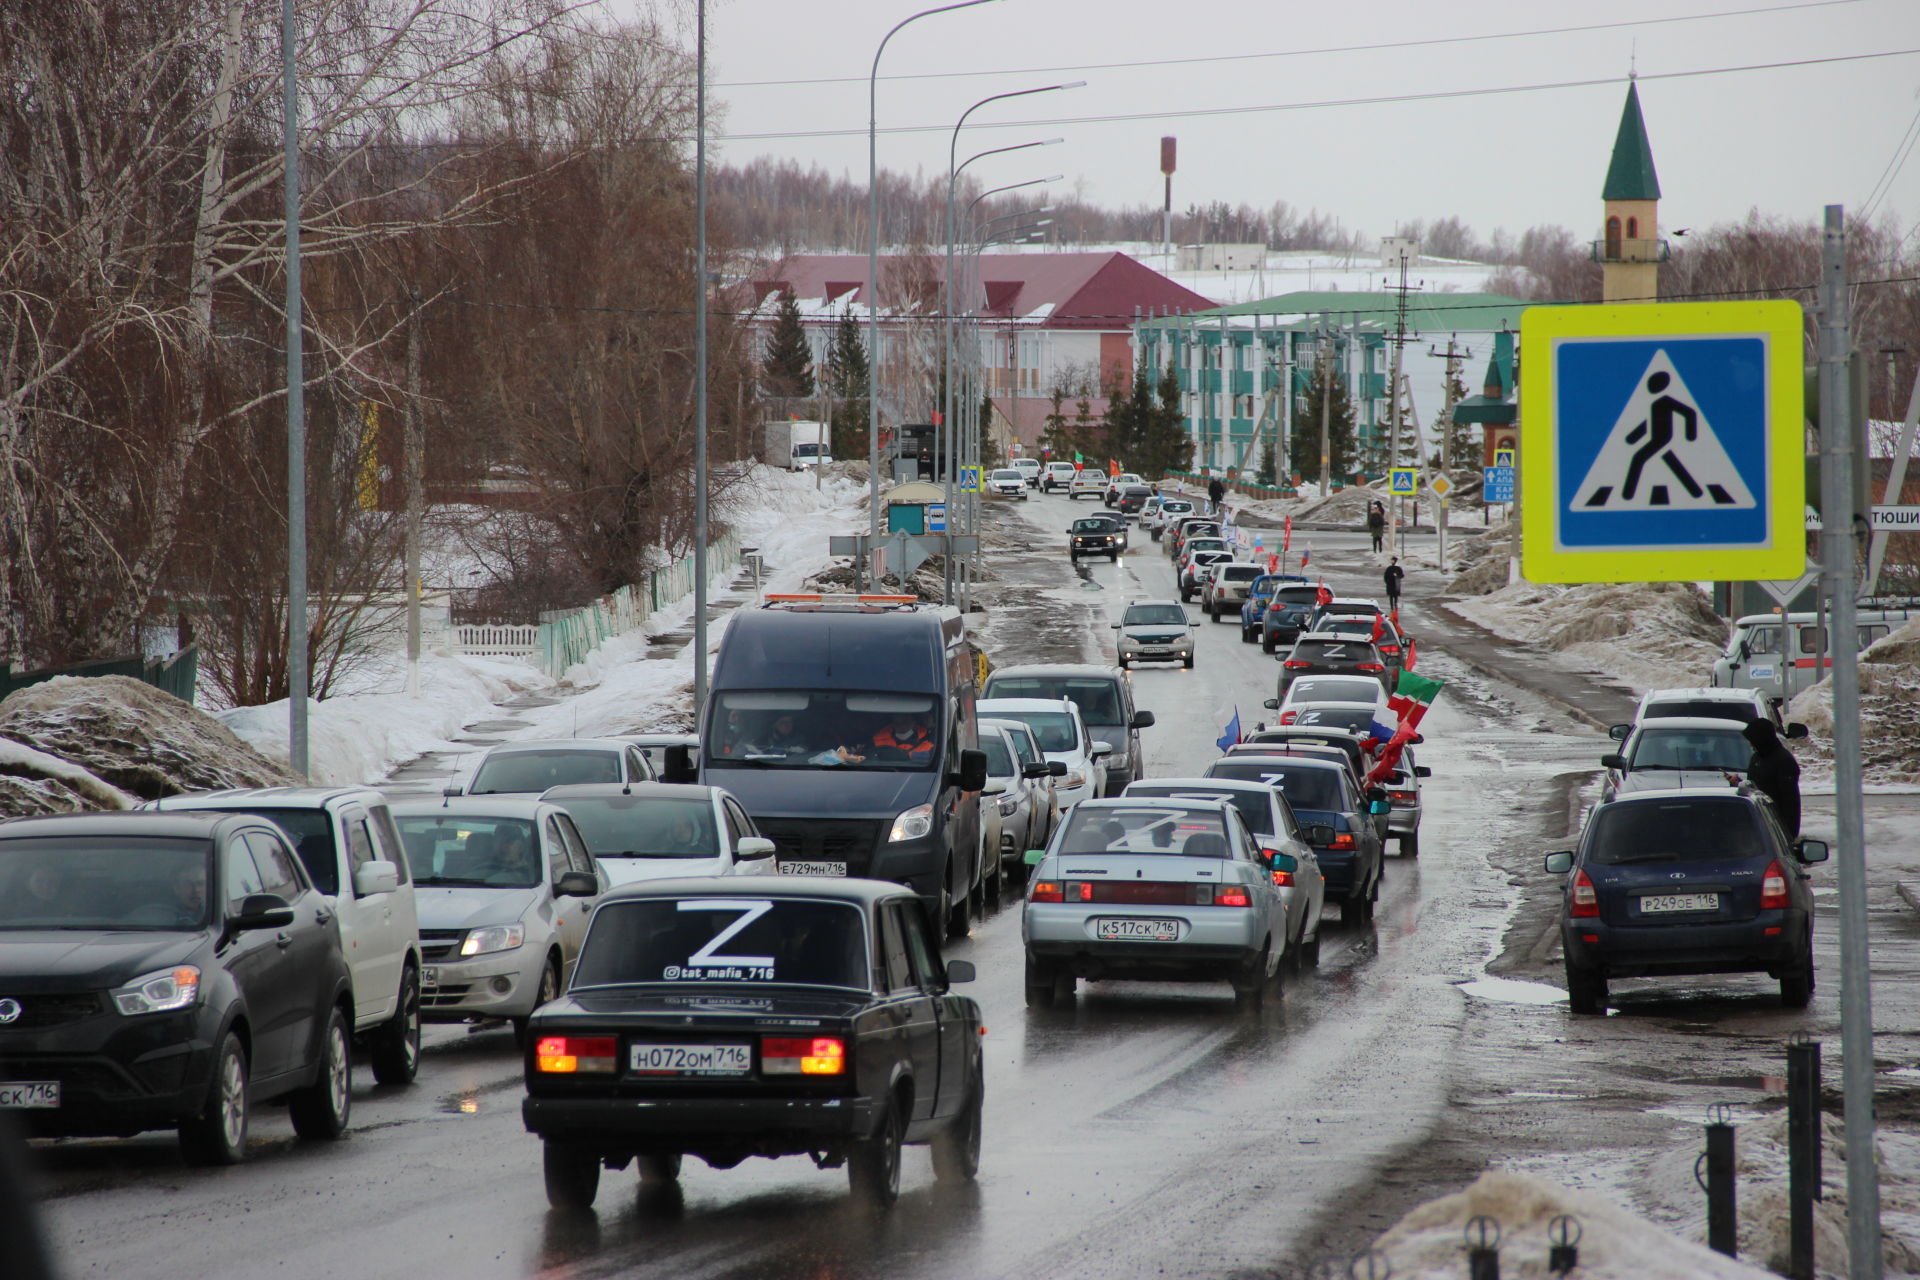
[1216,707,1241,752]
[1367,717,1398,745]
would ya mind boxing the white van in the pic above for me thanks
[1711,604,1919,700]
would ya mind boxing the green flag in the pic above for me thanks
[1388,669,1444,726]
[1073,451,1083,464]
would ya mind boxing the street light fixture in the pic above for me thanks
[868,0,1001,576]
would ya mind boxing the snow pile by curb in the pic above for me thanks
[1450,581,1727,695]
[0,736,138,814]
[1785,615,1920,784]
[1369,1169,1775,1279]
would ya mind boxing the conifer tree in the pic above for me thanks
[762,289,814,398]
[823,304,868,462]
[1297,350,1357,482]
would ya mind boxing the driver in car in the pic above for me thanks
[869,712,935,764]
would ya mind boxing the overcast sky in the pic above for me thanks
[615,0,1920,250]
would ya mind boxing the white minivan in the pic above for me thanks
[1712,605,1918,700]
[147,786,425,1083]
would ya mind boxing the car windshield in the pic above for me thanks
[1288,676,1379,704]
[1221,566,1260,581]
[1124,605,1186,627]
[1058,806,1233,857]
[1071,519,1111,534]
[1288,706,1378,733]
[0,837,213,931]
[986,676,1122,727]
[1642,701,1757,723]
[1627,727,1752,771]
[1204,761,1344,812]
[981,734,1014,776]
[571,897,869,990]
[395,815,542,887]
[984,709,1078,752]
[992,470,1022,481]
[1586,798,1767,865]
[708,690,941,770]
[471,749,621,794]
[548,796,717,859]
[1127,787,1273,837]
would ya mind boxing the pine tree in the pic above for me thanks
[1297,350,1356,483]
[762,290,814,399]
[1133,362,1190,478]
[823,304,868,463]
[978,391,997,468]
[1256,437,1277,487]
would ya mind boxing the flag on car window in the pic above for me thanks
[1283,515,1292,554]
[1316,581,1333,608]
[1387,669,1445,728]
[1404,638,1419,671]
[1369,614,1386,643]
[1215,707,1242,752]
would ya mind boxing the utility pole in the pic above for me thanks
[404,290,423,698]
[281,0,308,779]
[1819,203,1883,1280]
[692,0,709,713]
[1317,328,1333,496]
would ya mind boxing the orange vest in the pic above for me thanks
[871,725,934,759]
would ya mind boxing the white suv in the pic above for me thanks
[1069,471,1107,500]
[1011,458,1042,488]
[1041,461,1078,492]
[146,786,425,1083]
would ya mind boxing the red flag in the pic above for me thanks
[1390,608,1401,630]
[1316,581,1332,608]
[1365,720,1418,786]
[1404,638,1418,671]
[1283,515,1293,554]
[1108,458,1120,478]
[1267,552,1279,573]
[1369,614,1385,643]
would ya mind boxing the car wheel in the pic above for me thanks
[370,964,422,1086]
[1232,946,1273,1008]
[1339,893,1367,927]
[543,1142,602,1210]
[1400,830,1420,859]
[1566,959,1608,1015]
[1117,657,1129,669]
[1361,873,1379,920]
[930,1063,983,1183]
[513,955,562,1049]
[1781,931,1815,1007]
[1300,925,1322,968]
[637,1153,682,1184]
[289,1004,352,1141]
[1110,552,1118,563]
[848,1093,904,1206]
[179,1031,249,1166]
[1182,654,1194,669]
[1261,636,1275,653]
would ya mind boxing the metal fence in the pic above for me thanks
[454,532,740,678]
[0,646,199,705]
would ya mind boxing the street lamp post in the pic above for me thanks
[693,0,711,720]
[867,1,999,582]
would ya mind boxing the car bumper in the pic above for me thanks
[1026,903,1262,953]
[1563,909,1808,978]
[523,1094,878,1150]
[1312,850,1366,898]
[1387,808,1419,835]
[421,948,549,1021]
[1118,640,1193,662]
[0,1011,214,1138]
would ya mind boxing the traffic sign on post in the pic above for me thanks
[1492,448,1516,469]
[958,466,982,493]
[1388,467,1418,496]
[1427,473,1453,500]
[1483,466,1515,503]
[1520,300,1804,583]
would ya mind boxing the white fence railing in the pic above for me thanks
[452,623,540,657]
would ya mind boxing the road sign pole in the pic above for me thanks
[1819,203,1882,1280]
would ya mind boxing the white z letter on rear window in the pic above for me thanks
[679,899,777,967]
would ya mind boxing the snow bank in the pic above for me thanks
[1784,615,1920,784]
[1371,1170,1776,1279]
[0,736,137,814]
[1451,581,1728,696]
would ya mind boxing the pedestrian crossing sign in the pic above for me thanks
[1519,300,1804,583]
[958,465,982,493]
[1389,467,1418,495]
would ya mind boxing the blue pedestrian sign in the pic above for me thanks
[1483,466,1515,503]
[1519,300,1804,583]
[958,466,983,494]
[1388,467,1418,496]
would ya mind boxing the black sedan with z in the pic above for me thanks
[522,877,983,1209]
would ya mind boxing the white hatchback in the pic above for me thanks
[975,696,1108,810]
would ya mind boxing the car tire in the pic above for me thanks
[513,955,562,1050]
[1300,925,1322,968]
[179,1031,249,1166]
[1117,657,1129,669]
[1566,959,1608,1015]
[848,1093,904,1207]
[1400,830,1420,859]
[1024,955,1055,1008]
[1781,932,1815,1007]
[288,1004,352,1141]
[1182,654,1195,669]
[1110,552,1118,563]
[946,864,972,941]
[1261,635,1275,653]
[637,1153,682,1183]
[1232,946,1273,1008]
[1339,893,1367,927]
[543,1142,601,1210]
[370,964,422,1086]
[930,1064,983,1183]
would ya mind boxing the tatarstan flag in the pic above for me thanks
[1387,668,1444,729]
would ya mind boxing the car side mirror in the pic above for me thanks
[1543,850,1574,874]
[1023,848,1047,866]
[1608,724,1632,741]
[1786,722,1810,740]
[555,870,599,897]
[983,778,1008,796]
[1794,839,1830,864]
[230,893,295,932]
[1110,622,1122,629]
[1368,800,1391,816]
[660,745,697,784]
[1188,621,1200,629]
[735,837,776,861]
[1089,743,1114,759]
[441,784,464,798]
[1410,734,1425,745]
[1601,753,1627,770]
[354,860,400,897]
[1264,850,1298,874]
[1304,825,1335,845]
[1048,761,1068,777]
[1262,698,1279,710]
[950,748,989,792]
[944,959,976,984]
[1131,711,1156,729]
[1413,766,1432,778]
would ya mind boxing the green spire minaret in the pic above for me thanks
[1599,81,1664,303]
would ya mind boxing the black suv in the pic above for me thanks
[0,811,354,1163]
[1277,633,1392,696]
[1069,517,1122,562]
[1545,789,1828,1013]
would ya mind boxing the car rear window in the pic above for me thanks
[987,677,1123,726]
[572,897,870,990]
[1221,566,1261,581]
[1293,640,1374,663]
[1287,676,1379,704]
[1203,761,1343,812]
[1057,806,1233,857]
[1275,587,1322,604]
[1126,787,1273,837]
[1627,727,1751,772]
[1287,706,1377,733]
[1641,701,1757,723]
[546,795,717,859]
[471,749,621,794]
[1585,799,1768,865]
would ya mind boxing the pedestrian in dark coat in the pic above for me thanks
[1207,476,1226,515]
[1742,717,1802,840]
[1383,557,1404,610]
[1366,501,1386,553]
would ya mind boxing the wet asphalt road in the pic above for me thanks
[35,490,1920,1278]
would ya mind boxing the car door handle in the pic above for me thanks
[313,909,333,926]
[275,931,294,949]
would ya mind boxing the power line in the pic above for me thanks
[1859,100,1920,222]
[711,0,1874,90]
[716,48,1920,142]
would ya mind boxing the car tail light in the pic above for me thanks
[1204,884,1252,907]
[1278,710,1298,725]
[762,1036,846,1075]
[1065,881,1094,902]
[1355,662,1386,672]
[1571,869,1599,918]
[1283,660,1311,669]
[1388,789,1417,803]
[1761,859,1790,909]
[1030,880,1066,902]
[1378,644,1401,656]
[1325,833,1356,850]
[535,1035,617,1073]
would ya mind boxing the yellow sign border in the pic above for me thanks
[1519,299,1804,583]
[1388,466,1419,495]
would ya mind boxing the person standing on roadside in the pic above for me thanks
[1206,475,1226,516]
[1738,718,1802,839]
[1383,556,1404,611]
[1366,500,1386,553]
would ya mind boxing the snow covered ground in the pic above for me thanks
[218,465,869,786]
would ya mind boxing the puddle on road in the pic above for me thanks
[1457,976,1568,1006]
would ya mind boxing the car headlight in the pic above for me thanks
[460,923,526,957]
[113,965,201,1016]
[888,803,934,842]
[998,794,1020,817]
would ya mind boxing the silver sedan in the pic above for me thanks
[1022,798,1288,1009]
